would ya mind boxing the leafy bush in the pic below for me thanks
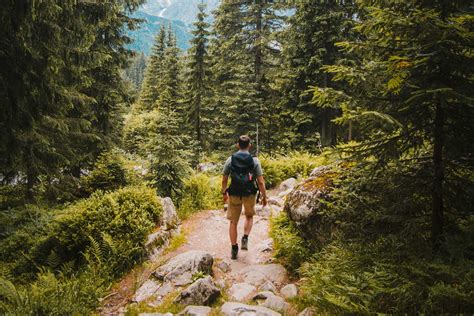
[178,173,221,219]
[0,186,162,283]
[260,152,329,188]
[299,241,474,314]
[81,150,128,194]
[0,185,164,314]
[270,212,310,274]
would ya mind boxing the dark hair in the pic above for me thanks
[238,135,251,149]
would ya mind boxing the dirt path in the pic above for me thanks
[168,209,273,273]
[100,187,297,315]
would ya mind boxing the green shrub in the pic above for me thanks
[0,186,162,283]
[178,173,221,219]
[81,150,128,194]
[270,212,310,274]
[260,152,329,188]
[299,241,474,314]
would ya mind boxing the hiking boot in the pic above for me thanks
[241,236,248,250]
[231,244,239,260]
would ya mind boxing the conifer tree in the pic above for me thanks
[277,0,356,149]
[137,26,167,112]
[185,4,211,158]
[312,0,473,250]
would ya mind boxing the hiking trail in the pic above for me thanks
[99,178,309,316]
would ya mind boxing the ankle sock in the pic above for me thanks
[232,244,238,249]
[243,234,248,240]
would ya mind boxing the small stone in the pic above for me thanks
[220,302,281,316]
[227,283,257,302]
[280,284,298,299]
[253,291,275,300]
[270,205,283,217]
[261,295,290,313]
[175,276,220,306]
[160,197,180,230]
[278,189,292,198]
[298,307,316,316]
[280,178,298,191]
[268,196,284,207]
[255,238,274,253]
[154,250,213,286]
[217,259,231,273]
[214,279,226,289]
[133,279,161,302]
[179,305,212,316]
[259,281,277,293]
[239,264,287,287]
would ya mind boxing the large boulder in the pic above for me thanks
[261,295,290,313]
[237,264,287,287]
[175,276,220,306]
[220,302,281,316]
[279,178,298,191]
[284,165,338,242]
[161,197,180,230]
[133,279,161,303]
[227,283,257,302]
[280,284,298,299]
[268,196,284,208]
[154,251,213,286]
[179,305,212,316]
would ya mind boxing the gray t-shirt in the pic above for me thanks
[222,151,263,177]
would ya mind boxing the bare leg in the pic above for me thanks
[229,220,238,245]
[244,215,253,236]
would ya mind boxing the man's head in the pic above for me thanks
[238,135,251,150]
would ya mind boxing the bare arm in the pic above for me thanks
[257,175,267,206]
[222,175,229,203]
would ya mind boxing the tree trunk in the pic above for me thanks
[432,99,445,252]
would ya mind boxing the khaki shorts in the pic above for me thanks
[227,194,256,222]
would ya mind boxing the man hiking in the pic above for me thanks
[222,135,267,260]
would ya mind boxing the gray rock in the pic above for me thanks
[268,196,284,207]
[133,279,161,302]
[228,283,257,302]
[139,313,173,316]
[220,302,281,316]
[238,264,287,287]
[261,295,290,313]
[255,239,273,253]
[161,197,180,230]
[155,282,174,298]
[214,279,226,289]
[298,307,316,316]
[179,305,212,316]
[197,162,217,173]
[285,165,336,242]
[279,178,297,191]
[154,250,213,286]
[175,276,220,306]
[217,259,231,273]
[309,165,331,177]
[278,189,292,198]
[253,291,275,300]
[270,205,283,217]
[280,284,298,299]
[256,205,271,217]
[259,281,277,293]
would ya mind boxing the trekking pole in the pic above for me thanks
[256,123,259,157]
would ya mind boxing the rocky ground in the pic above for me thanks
[100,177,315,316]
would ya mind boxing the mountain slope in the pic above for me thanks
[127,11,192,54]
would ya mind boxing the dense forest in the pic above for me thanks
[0,0,473,314]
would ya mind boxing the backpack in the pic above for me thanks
[228,152,258,196]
